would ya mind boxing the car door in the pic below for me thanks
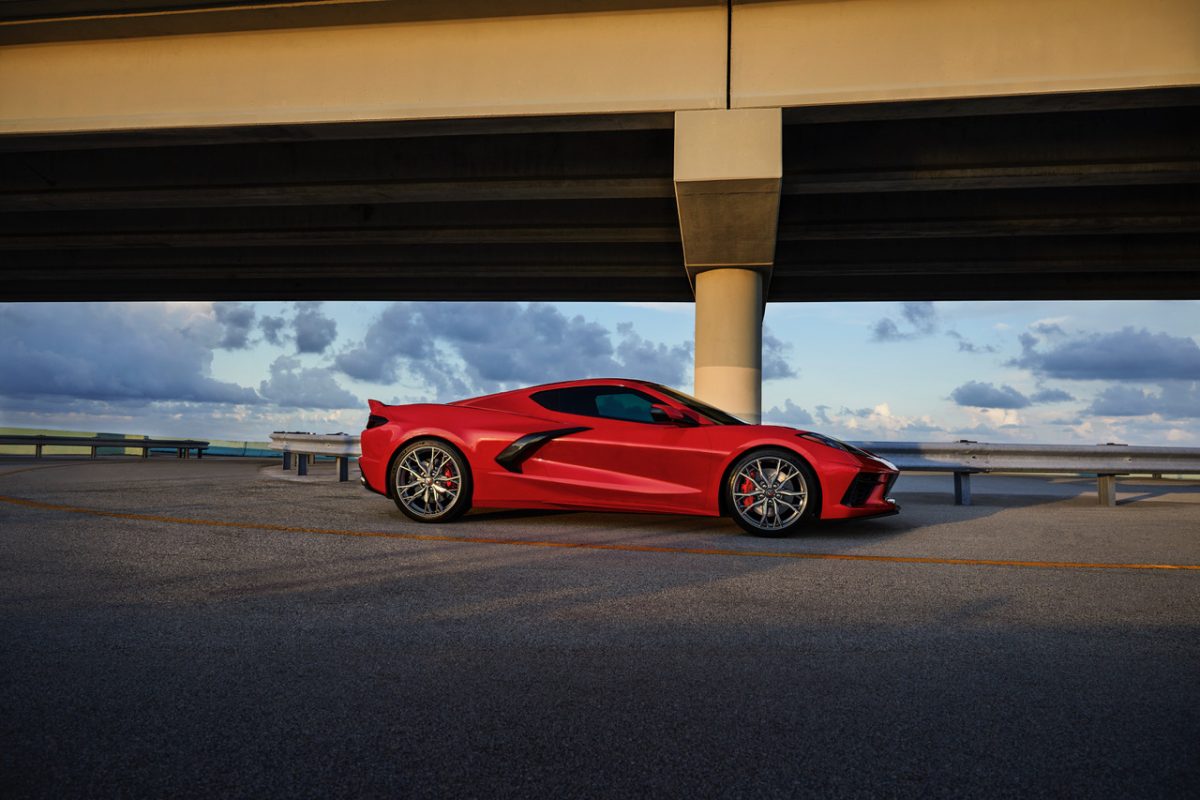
[515,386,722,514]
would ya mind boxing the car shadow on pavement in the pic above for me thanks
[432,487,1074,546]
[464,508,580,522]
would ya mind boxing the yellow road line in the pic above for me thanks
[1,492,1197,572]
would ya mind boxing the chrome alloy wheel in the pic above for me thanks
[732,456,809,533]
[395,444,462,518]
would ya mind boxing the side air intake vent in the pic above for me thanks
[841,472,887,507]
[495,427,590,473]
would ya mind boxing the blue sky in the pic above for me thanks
[1,300,1198,445]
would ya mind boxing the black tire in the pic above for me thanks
[389,439,472,523]
[725,448,819,536]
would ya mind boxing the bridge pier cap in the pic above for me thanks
[675,108,782,424]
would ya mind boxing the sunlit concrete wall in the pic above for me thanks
[731,0,1200,108]
[2,0,1198,135]
[0,2,728,134]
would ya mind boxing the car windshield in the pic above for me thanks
[646,383,747,426]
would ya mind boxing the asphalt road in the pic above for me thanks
[2,458,1198,799]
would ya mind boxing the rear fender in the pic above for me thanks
[383,433,470,499]
[363,403,560,498]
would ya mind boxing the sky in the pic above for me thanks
[1,299,1198,445]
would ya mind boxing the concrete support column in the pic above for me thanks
[674,108,781,424]
[695,268,763,423]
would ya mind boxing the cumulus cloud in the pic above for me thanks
[213,302,256,350]
[762,327,797,380]
[1011,327,1200,381]
[903,302,937,332]
[260,314,287,346]
[762,399,813,427]
[763,399,946,441]
[1087,382,1200,419]
[292,302,338,354]
[258,356,360,410]
[871,301,937,342]
[335,302,692,399]
[946,330,998,354]
[830,402,944,441]
[870,318,906,342]
[1029,387,1074,403]
[0,303,260,405]
[896,421,947,436]
[335,303,437,383]
[950,381,1031,409]
[614,323,692,386]
[252,303,339,353]
[1030,321,1066,337]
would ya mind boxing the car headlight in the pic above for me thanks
[800,432,893,468]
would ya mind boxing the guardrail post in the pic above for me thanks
[953,472,972,506]
[90,446,97,460]
[298,454,308,476]
[35,444,43,458]
[1097,475,1117,507]
[337,457,349,482]
[282,451,292,471]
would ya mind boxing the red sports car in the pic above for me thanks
[359,379,899,536]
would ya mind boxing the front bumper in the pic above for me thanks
[822,461,900,520]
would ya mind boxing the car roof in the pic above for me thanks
[451,378,662,406]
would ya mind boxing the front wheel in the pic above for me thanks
[725,449,818,536]
[390,439,472,523]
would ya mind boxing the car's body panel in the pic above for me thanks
[360,378,899,523]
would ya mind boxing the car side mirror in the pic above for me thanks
[650,404,698,426]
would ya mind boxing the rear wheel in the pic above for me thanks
[390,439,472,523]
[725,449,818,536]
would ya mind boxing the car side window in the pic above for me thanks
[594,391,655,423]
[532,387,659,423]
[531,387,599,416]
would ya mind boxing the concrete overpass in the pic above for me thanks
[2,0,1199,420]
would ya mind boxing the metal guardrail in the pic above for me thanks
[0,434,209,459]
[268,432,360,482]
[853,441,1200,506]
[267,433,1200,506]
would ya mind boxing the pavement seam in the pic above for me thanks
[1,492,1198,572]
[0,462,91,479]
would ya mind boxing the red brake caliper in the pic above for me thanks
[442,468,456,491]
[740,471,755,507]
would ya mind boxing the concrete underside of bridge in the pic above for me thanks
[2,0,1199,421]
[4,91,1197,303]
